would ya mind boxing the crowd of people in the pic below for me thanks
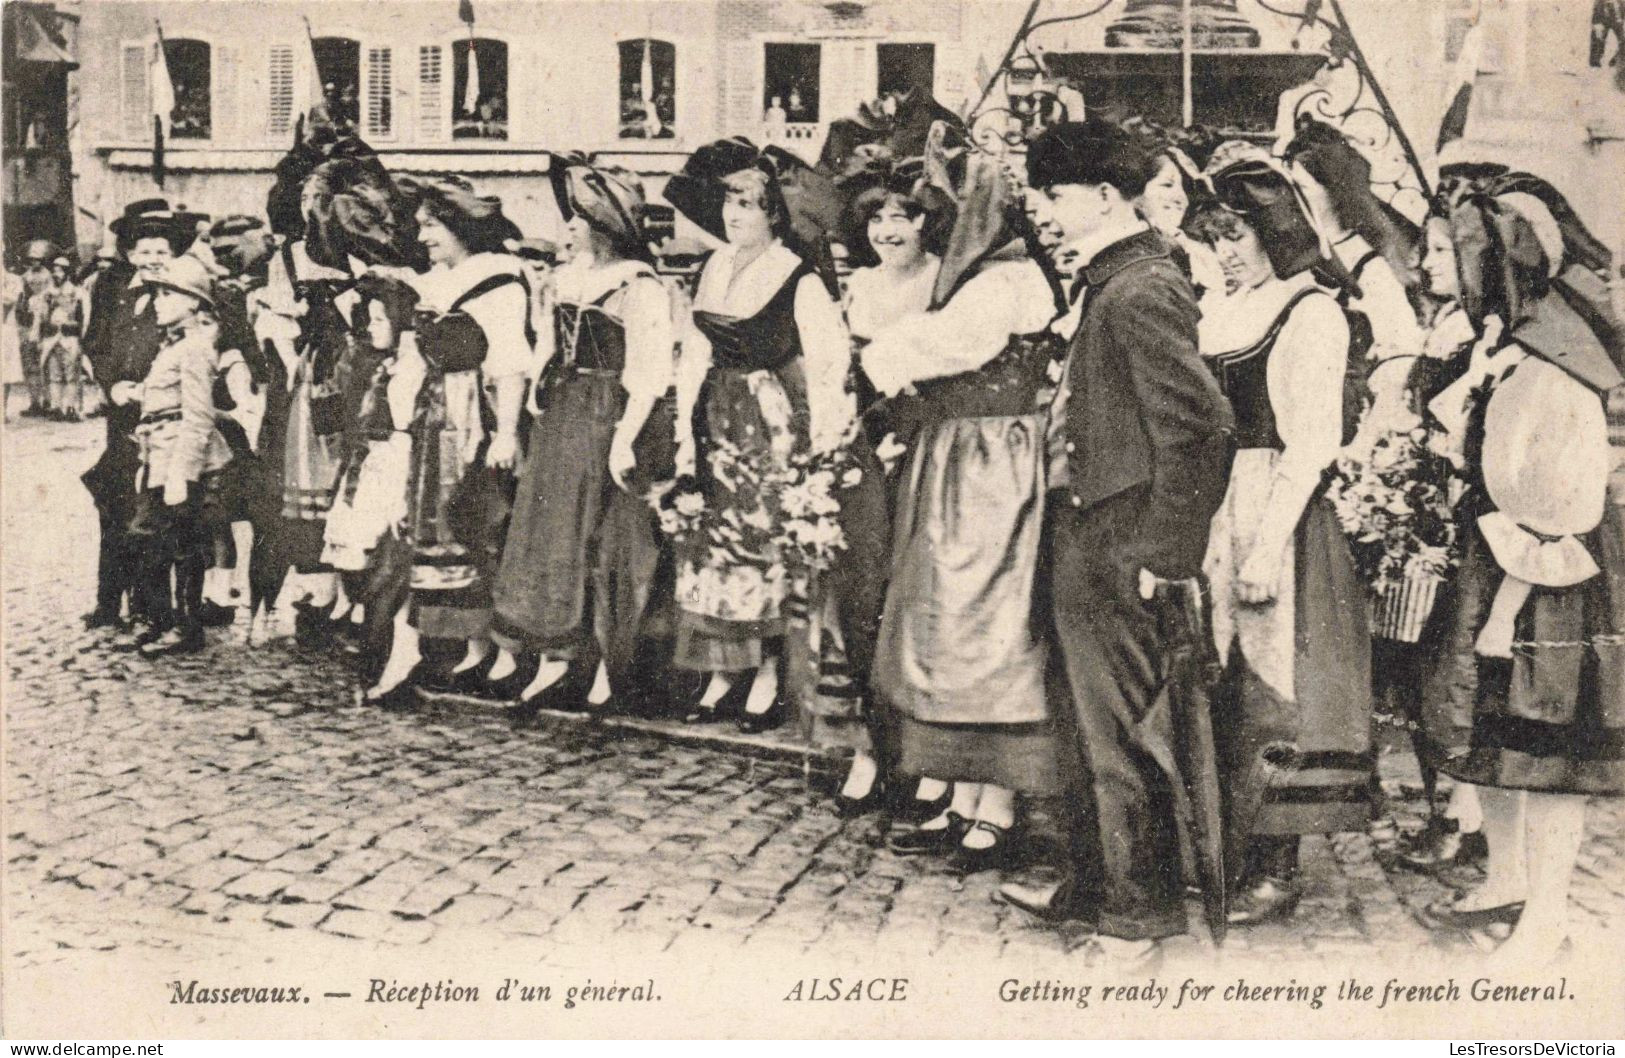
[2,239,116,423]
[38,100,1623,968]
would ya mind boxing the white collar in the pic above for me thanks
[553,258,653,306]
[1063,219,1149,276]
[413,252,523,311]
[1199,270,1323,355]
[693,241,802,317]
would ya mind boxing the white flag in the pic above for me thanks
[150,37,175,134]
[463,39,480,115]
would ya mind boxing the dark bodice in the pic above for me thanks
[555,286,629,374]
[1204,287,1325,451]
[692,264,809,374]
[863,329,1063,448]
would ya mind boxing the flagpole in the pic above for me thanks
[151,18,170,189]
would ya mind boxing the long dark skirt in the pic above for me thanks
[1425,503,1625,796]
[490,372,675,690]
[1213,498,1374,847]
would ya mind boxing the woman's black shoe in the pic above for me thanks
[834,777,886,819]
[364,667,421,710]
[886,811,970,856]
[1396,819,1489,872]
[1418,898,1525,931]
[948,821,1018,875]
[683,672,751,725]
[891,785,954,826]
[82,608,123,631]
[738,688,788,734]
[441,654,500,697]
[513,663,592,720]
[482,660,534,702]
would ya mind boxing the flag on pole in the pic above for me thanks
[460,0,480,116]
[298,17,326,125]
[150,22,175,187]
[641,37,661,135]
[1436,13,1483,152]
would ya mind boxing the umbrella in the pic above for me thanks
[1135,575,1230,945]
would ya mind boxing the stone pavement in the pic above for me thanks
[4,417,1622,971]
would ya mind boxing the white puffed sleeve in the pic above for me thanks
[1477,352,1608,587]
[463,279,532,381]
[860,258,1053,395]
[794,273,855,451]
[1268,293,1350,491]
[1333,234,1423,363]
[619,275,675,406]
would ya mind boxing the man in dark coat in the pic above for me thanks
[81,200,204,634]
[999,120,1235,963]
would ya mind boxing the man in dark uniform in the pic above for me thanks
[998,120,1235,964]
[81,199,206,634]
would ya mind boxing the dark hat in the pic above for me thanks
[1026,117,1151,194]
[110,198,206,248]
[210,214,266,239]
[662,137,843,251]
[1207,153,1322,279]
[548,154,653,263]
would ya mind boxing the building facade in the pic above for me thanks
[59,0,1623,259]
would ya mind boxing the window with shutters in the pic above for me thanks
[452,38,507,139]
[417,45,444,139]
[267,44,295,138]
[618,39,676,140]
[163,38,211,139]
[121,43,151,140]
[365,46,393,138]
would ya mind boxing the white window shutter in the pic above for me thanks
[417,44,444,141]
[214,44,242,143]
[366,45,394,139]
[722,40,758,134]
[122,43,151,140]
[267,44,295,138]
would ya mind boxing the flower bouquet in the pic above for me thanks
[1329,429,1463,643]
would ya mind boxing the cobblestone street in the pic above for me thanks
[5,418,1623,978]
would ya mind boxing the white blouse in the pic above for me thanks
[843,258,939,341]
[412,252,532,382]
[859,257,1055,396]
[683,241,852,450]
[550,258,674,408]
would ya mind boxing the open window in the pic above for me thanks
[452,38,508,140]
[618,39,676,139]
[877,42,934,98]
[312,36,361,130]
[163,38,211,139]
[763,42,820,123]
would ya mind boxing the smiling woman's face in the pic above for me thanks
[1138,156,1189,238]
[867,196,925,267]
[416,207,468,267]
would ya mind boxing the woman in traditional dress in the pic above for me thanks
[823,148,949,816]
[123,254,234,656]
[490,160,676,717]
[1416,176,1623,965]
[861,151,1066,873]
[1188,152,1374,925]
[660,138,853,733]
[365,181,530,705]
[251,156,411,643]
